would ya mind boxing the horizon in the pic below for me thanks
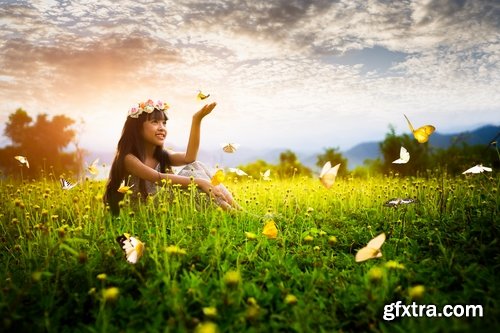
[1,1,499,156]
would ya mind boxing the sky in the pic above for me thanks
[0,0,499,158]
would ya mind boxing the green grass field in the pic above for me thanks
[1,172,499,332]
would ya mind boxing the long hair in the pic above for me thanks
[104,109,170,215]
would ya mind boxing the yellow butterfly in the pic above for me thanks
[262,220,278,239]
[116,233,145,264]
[222,143,240,153]
[404,114,435,143]
[211,169,225,185]
[117,180,134,193]
[260,169,271,181]
[197,90,210,100]
[14,155,29,168]
[462,164,492,174]
[87,158,99,176]
[392,146,410,164]
[355,233,386,262]
[319,162,340,189]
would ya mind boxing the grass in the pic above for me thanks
[0,171,499,332]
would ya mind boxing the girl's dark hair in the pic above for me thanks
[104,109,170,215]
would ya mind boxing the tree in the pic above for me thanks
[379,125,431,176]
[316,147,348,176]
[1,109,79,178]
[277,150,312,178]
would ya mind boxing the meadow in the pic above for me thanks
[0,170,499,332]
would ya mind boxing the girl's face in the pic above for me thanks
[142,116,167,146]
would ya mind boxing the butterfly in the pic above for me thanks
[355,233,386,262]
[462,164,493,174]
[392,146,410,164]
[14,155,29,168]
[211,169,225,185]
[116,233,145,264]
[383,198,418,207]
[60,177,77,190]
[319,162,341,189]
[117,180,134,193]
[260,169,271,181]
[228,167,248,176]
[222,143,240,153]
[262,220,278,239]
[197,90,210,100]
[87,158,99,176]
[404,114,435,143]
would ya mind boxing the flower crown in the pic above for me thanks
[128,99,169,118]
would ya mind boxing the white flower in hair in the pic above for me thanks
[128,99,170,118]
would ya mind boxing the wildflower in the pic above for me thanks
[262,220,278,239]
[165,245,187,256]
[318,230,327,237]
[284,294,298,305]
[202,307,217,319]
[385,260,405,270]
[367,267,384,282]
[102,287,120,302]
[303,235,314,243]
[97,273,107,281]
[223,270,241,288]
[328,236,337,245]
[245,231,258,240]
[408,285,425,300]
[194,321,219,333]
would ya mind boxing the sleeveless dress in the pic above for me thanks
[129,161,233,209]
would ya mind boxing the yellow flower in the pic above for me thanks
[328,236,338,245]
[262,220,278,239]
[385,260,405,270]
[211,169,225,186]
[97,273,107,281]
[194,321,218,333]
[284,294,298,305]
[244,231,257,240]
[223,270,241,287]
[408,285,425,300]
[367,267,384,282]
[102,287,120,302]
[202,306,217,318]
[165,245,187,256]
[303,235,314,243]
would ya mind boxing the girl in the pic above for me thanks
[104,99,239,215]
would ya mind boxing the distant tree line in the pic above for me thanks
[0,108,82,179]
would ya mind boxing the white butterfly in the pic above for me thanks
[116,233,145,264]
[60,177,77,190]
[355,233,386,263]
[14,155,29,168]
[462,164,493,174]
[319,162,341,189]
[392,146,410,164]
[260,169,271,181]
[222,143,240,153]
[228,167,248,176]
[383,198,417,207]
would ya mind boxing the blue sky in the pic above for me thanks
[0,0,498,157]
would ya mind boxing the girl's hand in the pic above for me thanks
[193,102,217,122]
[195,178,235,208]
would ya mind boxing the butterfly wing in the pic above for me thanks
[414,125,435,143]
[384,198,400,207]
[400,198,417,204]
[261,169,271,181]
[403,114,415,133]
[60,178,76,190]
[392,147,410,164]
[262,221,278,239]
[320,163,340,189]
[366,233,386,250]
[197,91,210,100]
[319,161,332,178]
[355,246,380,262]
[211,169,225,185]
[15,155,29,168]
[229,168,247,176]
[222,143,239,153]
